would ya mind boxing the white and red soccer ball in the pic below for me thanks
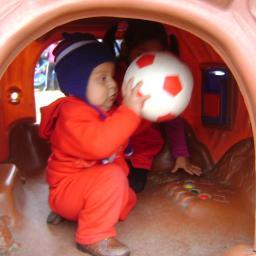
[123,51,193,122]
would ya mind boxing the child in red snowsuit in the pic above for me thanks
[39,33,148,256]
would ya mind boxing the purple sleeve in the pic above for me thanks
[165,117,190,158]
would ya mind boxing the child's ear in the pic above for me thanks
[103,24,118,56]
[168,34,180,57]
[119,41,128,61]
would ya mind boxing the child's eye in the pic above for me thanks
[101,75,107,81]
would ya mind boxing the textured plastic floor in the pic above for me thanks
[9,172,253,256]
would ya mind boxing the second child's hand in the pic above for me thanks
[171,156,202,176]
[122,78,150,116]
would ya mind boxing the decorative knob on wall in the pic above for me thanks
[8,87,22,104]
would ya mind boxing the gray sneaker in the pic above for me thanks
[76,237,130,256]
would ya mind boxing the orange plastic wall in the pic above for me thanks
[174,28,252,161]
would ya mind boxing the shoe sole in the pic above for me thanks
[76,243,130,256]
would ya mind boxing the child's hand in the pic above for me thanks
[171,156,202,176]
[122,79,150,115]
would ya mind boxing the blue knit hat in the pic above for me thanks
[54,33,115,101]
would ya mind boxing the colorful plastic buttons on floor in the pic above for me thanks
[198,193,211,200]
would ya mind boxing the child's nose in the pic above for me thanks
[109,80,117,93]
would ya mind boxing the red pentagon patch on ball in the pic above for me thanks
[136,54,155,68]
[164,76,182,96]
[157,113,176,122]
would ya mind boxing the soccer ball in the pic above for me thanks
[123,51,193,122]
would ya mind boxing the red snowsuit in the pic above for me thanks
[39,96,141,244]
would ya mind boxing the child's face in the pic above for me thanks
[86,62,117,111]
[129,39,164,62]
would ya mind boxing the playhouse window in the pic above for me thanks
[201,64,234,129]
[34,43,64,123]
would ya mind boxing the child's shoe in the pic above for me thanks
[46,211,65,225]
[76,237,130,256]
